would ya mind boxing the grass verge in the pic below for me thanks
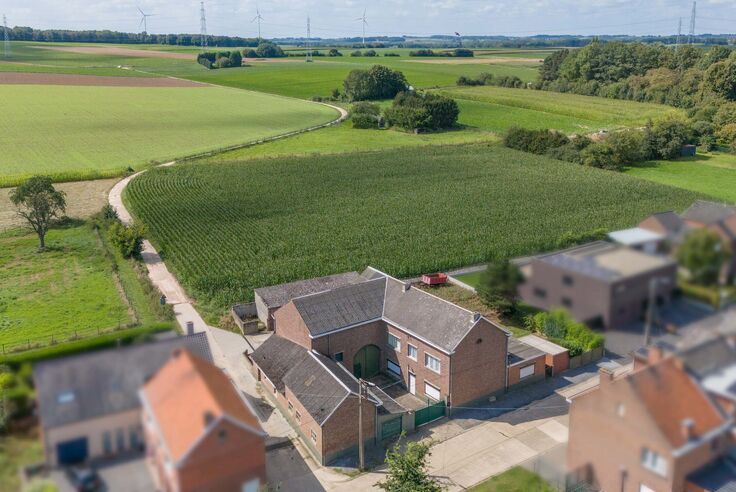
[467,467,556,492]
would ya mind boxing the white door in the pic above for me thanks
[409,373,416,394]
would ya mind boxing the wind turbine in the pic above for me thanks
[252,6,264,40]
[138,7,154,34]
[355,9,367,47]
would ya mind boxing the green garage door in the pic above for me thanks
[415,401,446,427]
[353,345,380,379]
[381,417,402,440]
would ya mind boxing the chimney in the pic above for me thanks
[598,363,617,387]
[681,418,695,441]
[403,282,411,292]
[647,345,663,365]
[473,312,481,322]
[186,321,195,335]
[203,411,216,427]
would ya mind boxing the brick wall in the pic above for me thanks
[311,321,386,375]
[273,302,313,349]
[508,355,546,387]
[450,320,508,405]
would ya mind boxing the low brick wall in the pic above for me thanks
[568,346,604,370]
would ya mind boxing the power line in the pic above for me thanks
[688,0,697,45]
[306,15,312,63]
[199,1,208,50]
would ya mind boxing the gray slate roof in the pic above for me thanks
[254,272,363,308]
[34,333,212,429]
[682,200,736,225]
[648,211,685,234]
[680,336,736,380]
[250,335,310,392]
[508,338,545,366]
[688,458,736,492]
[292,278,386,337]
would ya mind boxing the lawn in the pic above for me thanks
[452,271,484,288]
[125,143,700,321]
[0,224,130,351]
[0,431,45,492]
[468,467,556,492]
[441,86,681,134]
[0,84,337,186]
[627,152,736,203]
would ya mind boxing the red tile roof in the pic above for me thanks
[142,349,263,462]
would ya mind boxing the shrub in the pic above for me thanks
[383,52,400,57]
[215,56,233,68]
[605,129,647,167]
[351,50,363,57]
[677,229,728,285]
[525,308,604,357]
[255,41,285,58]
[352,113,379,129]
[717,123,736,150]
[580,143,620,171]
[454,48,474,57]
[364,49,377,57]
[343,65,408,101]
[229,50,242,67]
[476,259,524,316]
[108,221,146,259]
[503,127,569,155]
[352,101,381,116]
[243,48,258,58]
[410,49,435,57]
[644,118,693,159]
[384,91,459,131]
[328,48,342,57]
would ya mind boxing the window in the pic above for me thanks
[218,429,227,442]
[533,287,547,298]
[102,431,113,455]
[116,428,125,452]
[295,411,301,423]
[641,448,667,477]
[273,385,277,394]
[562,275,574,286]
[407,344,418,361]
[425,353,441,373]
[288,401,293,411]
[388,333,401,350]
[424,382,441,401]
[334,352,344,362]
[311,430,317,443]
[562,297,573,308]
[129,426,140,449]
[387,359,401,377]
[639,484,655,492]
[519,364,535,379]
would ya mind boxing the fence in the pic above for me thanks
[230,302,261,335]
[1,323,140,355]
[568,346,604,371]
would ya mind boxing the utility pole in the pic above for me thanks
[688,1,696,45]
[306,16,312,62]
[3,15,10,59]
[357,378,375,470]
[200,1,208,50]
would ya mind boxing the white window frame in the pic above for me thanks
[519,364,535,379]
[424,382,441,401]
[407,344,418,361]
[639,484,655,492]
[310,430,317,443]
[295,411,301,423]
[425,353,441,374]
[388,333,401,351]
[641,448,667,477]
[387,359,401,377]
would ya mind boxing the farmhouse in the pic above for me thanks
[248,267,518,464]
[33,333,212,467]
[517,241,677,330]
[141,348,266,492]
[568,335,736,492]
[640,200,736,283]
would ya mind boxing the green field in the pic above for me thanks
[0,225,130,350]
[0,84,337,186]
[627,152,736,203]
[468,467,555,492]
[442,86,682,133]
[125,144,700,320]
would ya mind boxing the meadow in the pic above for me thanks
[0,84,337,186]
[125,143,700,321]
[626,152,736,202]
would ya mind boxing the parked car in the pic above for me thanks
[65,467,103,492]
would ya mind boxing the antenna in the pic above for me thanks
[688,1,696,45]
[306,16,312,63]
[252,6,263,41]
[2,15,9,59]
[137,7,154,36]
[200,1,208,50]
[355,9,367,48]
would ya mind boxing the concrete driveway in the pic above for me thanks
[51,456,155,492]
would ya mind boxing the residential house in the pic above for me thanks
[608,227,667,255]
[568,338,736,492]
[33,333,212,467]
[140,349,266,492]
[517,241,677,329]
[640,200,736,283]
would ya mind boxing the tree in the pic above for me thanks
[255,41,285,58]
[476,259,524,316]
[644,118,692,160]
[229,50,242,67]
[343,65,408,101]
[108,221,147,259]
[10,176,66,250]
[704,58,736,101]
[384,92,459,131]
[677,229,728,285]
[377,440,444,492]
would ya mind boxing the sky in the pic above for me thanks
[4,0,736,39]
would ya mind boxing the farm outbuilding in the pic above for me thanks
[518,335,570,377]
[507,338,547,387]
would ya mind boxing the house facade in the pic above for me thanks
[518,241,677,329]
[33,333,212,467]
[141,349,266,492]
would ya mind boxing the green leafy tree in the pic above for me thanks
[476,259,524,316]
[383,92,459,131]
[644,118,692,160]
[377,440,444,492]
[677,229,728,285]
[9,176,66,250]
[704,58,736,101]
[108,221,147,259]
[539,49,569,82]
[255,41,285,58]
[343,65,408,101]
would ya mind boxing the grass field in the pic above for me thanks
[442,86,682,133]
[0,84,337,186]
[0,431,44,492]
[467,467,555,492]
[125,143,700,321]
[627,152,736,203]
[0,224,131,350]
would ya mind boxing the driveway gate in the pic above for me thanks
[381,417,402,440]
[414,400,446,427]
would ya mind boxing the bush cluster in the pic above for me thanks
[351,102,382,129]
[525,309,604,357]
[108,221,147,259]
[410,48,474,58]
[384,91,459,131]
[457,72,525,88]
[0,363,34,427]
[504,118,694,171]
[343,65,408,101]
[351,49,377,57]
[197,50,242,69]
[243,41,286,58]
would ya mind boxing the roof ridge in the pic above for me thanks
[292,276,385,303]
[308,350,354,395]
